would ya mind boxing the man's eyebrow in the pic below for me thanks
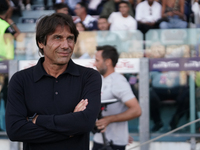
[68,35,74,37]
[53,34,63,37]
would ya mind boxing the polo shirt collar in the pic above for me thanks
[33,57,80,82]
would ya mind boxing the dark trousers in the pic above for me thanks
[150,86,189,128]
[137,23,156,35]
[92,142,126,150]
[137,22,158,49]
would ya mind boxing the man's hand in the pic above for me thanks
[73,99,88,112]
[96,116,112,133]
[32,115,38,124]
[167,12,174,17]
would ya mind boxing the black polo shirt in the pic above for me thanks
[6,57,102,150]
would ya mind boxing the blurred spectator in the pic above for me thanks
[135,0,161,35]
[74,2,98,30]
[0,1,20,60]
[192,0,200,27]
[100,0,134,18]
[97,16,121,50]
[97,16,110,30]
[146,44,190,132]
[54,3,69,14]
[4,0,14,19]
[73,21,95,58]
[75,21,87,31]
[108,1,137,31]
[43,0,56,10]
[87,0,103,15]
[0,1,20,38]
[62,0,81,15]
[7,0,22,17]
[150,71,189,131]
[159,0,187,29]
[20,0,31,10]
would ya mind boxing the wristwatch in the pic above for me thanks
[28,113,37,122]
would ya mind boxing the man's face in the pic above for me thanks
[57,7,68,15]
[94,50,107,76]
[119,3,129,16]
[98,18,109,30]
[38,25,75,65]
[74,4,83,17]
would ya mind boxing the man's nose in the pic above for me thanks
[60,40,69,49]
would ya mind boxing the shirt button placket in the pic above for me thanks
[55,79,59,97]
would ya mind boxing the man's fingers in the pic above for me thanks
[96,120,104,126]
[74,99,88,112]
[74,100,84,112]
[76,100,85,109]
[101,127,106,133]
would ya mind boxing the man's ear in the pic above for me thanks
[105,59,112,66]
[38,42,44,49]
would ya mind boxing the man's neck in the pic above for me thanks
[148,1,153,6]
[80,13,87,22]
[122,13,129,18]
[103,68,115,78]
[43,61,68,78]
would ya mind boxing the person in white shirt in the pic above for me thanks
[135,0,162,35]
[108,1,137,31]
[74,2,98,30]
[92,45,141,150]
[97,16,121,52]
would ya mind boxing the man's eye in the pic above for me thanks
[56,36,61,39]
[67,37,74,42]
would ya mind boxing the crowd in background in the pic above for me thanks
[3,0,199,31]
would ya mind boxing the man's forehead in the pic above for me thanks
[98,18,107,22]
[53,25,73,36]
[96,50,103,55]
[119,3,128,7]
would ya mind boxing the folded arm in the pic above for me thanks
[33,69,102,135]
[6,70,101,143]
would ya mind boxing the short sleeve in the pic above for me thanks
[5,26,16,35]
[111,74,135,103]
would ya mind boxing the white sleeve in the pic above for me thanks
[135,4,142,21]
[111,75,135,103]
[133,19,137,30]
[108,12,115,24]
[129,19,137,30]
[192,2,200,15]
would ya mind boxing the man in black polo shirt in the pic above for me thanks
[6,13,102,150]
